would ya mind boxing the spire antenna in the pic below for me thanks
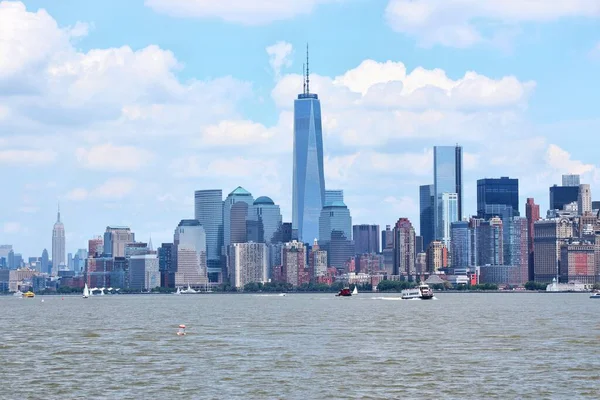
[306,43,310,94]
[302,63,306,95]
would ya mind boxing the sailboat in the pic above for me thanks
[174,287,182,295]
[83,283,89,299]
[352,285,358,295]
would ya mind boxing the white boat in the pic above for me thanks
[182,284,197,294]
[83,283,89,299]
[13,290,23,297]
[590,293,600,299]
[352,286,358,295]
[401,283,434,300]
[174,287,182,295]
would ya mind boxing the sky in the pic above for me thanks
[1,0,600,258]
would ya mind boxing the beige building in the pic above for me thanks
[229,242,268,289]
[533,218,573,283]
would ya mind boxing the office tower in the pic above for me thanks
[129,254,159,291]
[158,243,176,288]
[0,245,11,260]
[562,174,580,187]
[125,242,152,257]
[426,241,448,272]
[67,253,73,270]
[319,201,352,243]
[549,185,579,211]
[51,206,65,275]
[382,225,394,275]
[415,252,427,275]
[292,48,326,243]
[230,202,249,244]
[478,217,504,266]
[273,222,293,244]
[561,242,595,284]
[282,241,306,286]
[248,196,282,244]
[525,198,540,281]
[477,177,520,220]
[88,236,103,257]
[103,227,134,258]
[324,231,355,271]
[353,224,380,255]
[229,242,268,288]
[325,190,343,205]
[504,217,529,285]
[41,249,49,275]
[434,146,463,232]
[174,220,207,281]
[394,218,415,277]
[194,189,223,281]
[578,184,592,215]
[419,184,435,250]
[450,221,471,268]
[223,187,254,247]
[437,192,458,247]
[7,250,15,269]
[175,246,208,287]
[308,240,328,277]
[593,201,600,211]
[415,236,424,255]
[533,218,573,282]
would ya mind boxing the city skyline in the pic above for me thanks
[2,1,600,258]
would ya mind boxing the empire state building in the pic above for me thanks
[52,206,65,276]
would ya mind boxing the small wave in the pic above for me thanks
[371,297,403,301]
[253,294,286,297]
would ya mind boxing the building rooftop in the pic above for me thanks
[178,219,201,227]
[106,226,130,231]
[229,186,251,196]
[254,196,275,205]
[324,201,347,208]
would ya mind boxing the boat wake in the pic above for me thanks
[253,294,287,297]
[370,296,439,301]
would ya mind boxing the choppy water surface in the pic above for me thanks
[1,293,599,399]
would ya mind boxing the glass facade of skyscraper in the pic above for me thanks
[324,190,343,205]
[250,196,282,244]
[477,177,520,220]
[292,92,326,243]
[223,186,254,248]
[450,221,471,268]
[437,192,458,247]
[319,202,352,243]
[433,146,463,241]
[194,189,223,281]
[419,184,434,251]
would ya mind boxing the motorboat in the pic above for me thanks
[336,287,352,297]
[401,283,434,300]
[22,291,35,298]
[13,290,23,297]
[590,292,600,299]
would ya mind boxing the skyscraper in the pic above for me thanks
[41,249,49,275]
[394,218,415,277]
[437,192,458,247]
[352,224,380,254]
[433,145,463,227]
[419,184,435,251]
[282,241,306,287]
[549,184,578,212]
[230,202,249,244]
[534,218,573,283]
[578,184,592,215]
[562,174,580,187]
[194,189,223,281]
[477,177,520,220]
[319,201,352,243]
[51,206,65,276]
[504,217,529,284]
[103,226,135,257]
[223,187,254,247]
[174,220,208,287]
[229,242,268,289]
[525,198,540,281]
[450,221,471,268]
[292,47,326,243]
[248,196,282,244]
[478,217,504,266]
[325,190,343,205]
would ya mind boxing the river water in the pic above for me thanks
[1,292,598,399]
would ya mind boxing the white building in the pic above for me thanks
[174,220,208,286]
[229,242,268,289]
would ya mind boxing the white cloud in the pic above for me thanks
[545,144,597,176]
[3,222,23,234]
[75,143,154,171]
[0,149,57,166]
[145,0,337,25]
[266,41,293,79]
[385,0,600,47]
[65,178,136,202]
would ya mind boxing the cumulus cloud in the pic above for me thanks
[266,41,293,79]
[75,143,154,171]
[144,0,337,25]
[385,0,600,47]
[65,178,136,202]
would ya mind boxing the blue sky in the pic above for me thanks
[1,0,600,258]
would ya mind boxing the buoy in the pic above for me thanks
[41,299,44,303]
[177,324,186,336]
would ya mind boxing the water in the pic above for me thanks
[1,293,599,399]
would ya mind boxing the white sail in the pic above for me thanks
[352,286,358,295]
[83,283,89,298]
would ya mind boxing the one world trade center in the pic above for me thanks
[292,46,325,243]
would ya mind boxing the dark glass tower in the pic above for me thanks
[477,177,520,220]
[433,145,463,242]
[419,184,435,251]
[292,46,325,243]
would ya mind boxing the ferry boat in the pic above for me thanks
[590,293,600,299]
[336,287,352,297]
[22,291,35,298]
[401,283,434,300]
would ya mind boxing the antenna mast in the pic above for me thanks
[306,43,310,94]
[303,63,306,95]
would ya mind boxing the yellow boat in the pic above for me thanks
[22,291,35,298]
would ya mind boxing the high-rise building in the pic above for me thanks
[309,240,328,277]
[533,218,573,283]
[578,184,592,215]
[325,190,343,205]
[175,246,208,287]
[41,249,49,275]
[415,236,424,255]
[282,241,306,287]
[382,225,394,275]
[562,174,580,187]
[272,222,293,244]
[437,192,458,247]
[129,254,159,291]
[504,217,529,285]
[229,242,268,289]
[394,218,415,277]
[248,196,282,244]
[88,236,103,257]
[158,243,176,288]
[51,206,65,276]
[549,185,579,212]
[292,49,326,243]
[477,177,519,220]
[419,184,435,251]
[223,187,254,248]
[103,226,134,258]
[434,145,463,233]
[319,201,352,243]
[0,245,11,261]
[525,198,540,281]
[478,217,504,266]
[560,242,595,284]
[450,221,471,268]
[415,252,427,275]
[426,241,448,273]
[353,225,380,254]
[194,189,223,281]
[230,202,249,244]
[174,220,207,281]
[323,231,355,271]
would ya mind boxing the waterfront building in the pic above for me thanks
[560,242,595,284]
[419,184,435,251]
[393,218,415,277]
[51,206,65,276]
[282,241,306,287]
[353,224,380,255]
[158,243,176,288]
[230,201,249,244]
[223,186,254,248]
[292,51,326,243]
[174,220,207,282]
[129,254,159,291]
[357,253,383,275]
[479,265,520,286]
[416,252,427,275]
[533,218,573,283]
[194,189,223,281]
[426,241,448,273]
[319,201,352,243]
[103,226,134,258]
[549,185,579,212]
[437,192,458,247]
[229,242,268,289]
[526,198,540,281]
[504,217,529,285]
[562,174,580,187]
[478,217,504,266]
[88,236,103,257]
[85,256,115,288]
[322,231,354,271]
[450,221,471,268]
[477,177,520,220]
[309,240,328,277]
[175,246,208,287]
[382,225,394,275]
[578,184,592,215]
[248,196,282,244]
[433,145,463,233]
